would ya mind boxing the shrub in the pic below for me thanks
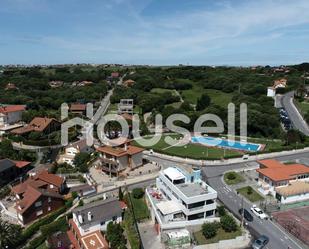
[132,188,144,199]
[247,186,253,195]
[226,172,236,180]
[202,222,219,239]
[217,206,226,217]
[220,215,238,232]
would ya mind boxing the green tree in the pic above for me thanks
[132,188,144,199]
[220,215,238,232]
[217,206,226,217]
[247,186,253,195]
[118,187,124,201]
[106,222,126,248]
[196,93,211,111]
[0,218,22,249]
[202,222,219,239]
[73,152,90,173]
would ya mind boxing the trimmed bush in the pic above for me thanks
[220,215,238,232]
[202,222,220,239]
[132,188,144,199]
[217,206,226,217]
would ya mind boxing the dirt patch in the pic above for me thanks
[272,206,309,246]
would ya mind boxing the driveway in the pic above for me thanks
[138,221,164,249]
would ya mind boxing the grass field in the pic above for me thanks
[129,194,150,222]
[237,186,264,202]
[295,99,309,115]
[180,83,233,108]
[194,228,242,245]
[224,171,245,185]
[133,134,242,160]
[151,88,177,95]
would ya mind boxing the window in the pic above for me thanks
[188,212,204,220]
[36,210,43,216]
[206,199,214,205]
[35,201,42,207]
[206,210,214,217]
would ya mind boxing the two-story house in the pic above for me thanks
[257,159,309,204]
[0,159,31,186]
[58,139,93,166]
[67,198,125,249]
[12,170,66,225]
[0,105,25,126]
[11,117,61,135]
[146,166,218,235]
[96,140,144,176]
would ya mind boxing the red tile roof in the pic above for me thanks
[257,161,309,182]
[70,103,87,111]
[96,145,144,157]
[36,170,65,188]
[258,159,285,168]
[12,160,31,168]
[11,117,59,134]
[0,105,25,114]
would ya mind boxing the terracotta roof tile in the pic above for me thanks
[0,105,25,114]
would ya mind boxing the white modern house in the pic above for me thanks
[71,198,123,236]
[0,105,25,126]
[57,139,93,166]
[118,99,134,115]
[146,166,218,235]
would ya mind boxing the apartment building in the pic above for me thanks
[146,166,218,234]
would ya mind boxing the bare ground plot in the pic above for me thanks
[272,206,309,247]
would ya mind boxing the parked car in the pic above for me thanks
[251,235,269,249]
[250,205,268,220]
[239,208,254,222]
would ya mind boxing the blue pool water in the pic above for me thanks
[191,136,261,152]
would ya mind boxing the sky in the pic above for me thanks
[1,0,309,65]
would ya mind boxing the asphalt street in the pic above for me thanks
[144,152,309,249]
[281,91,309,136]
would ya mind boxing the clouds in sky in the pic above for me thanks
[1,0,309,65]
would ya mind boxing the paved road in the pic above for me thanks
[281,91,309,136]
[144,152,309,249]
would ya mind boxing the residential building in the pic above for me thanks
[123,79,135,87]
[273,78,287,89]
[12,170,66,225]
[71,198,123,235]
[146,166,218,235]
[58,139,93,166]
[5,83,18,91]
[111,72,120,78]
[49,80,64,88]
[257,159,309,204]
[118,99,134,115]
[0,105,25,126]
[69,103,87,116]
[0,159,31,186]
[96,140,144,176]
[267,87,276,97]
[11,117,60,135]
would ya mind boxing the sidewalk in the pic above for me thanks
[144,146,309,166]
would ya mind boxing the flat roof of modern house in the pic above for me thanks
[177,182,209,197]
[163,167,185,181]
[156,200,182,215]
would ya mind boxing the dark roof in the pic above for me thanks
[73,198,122,229]
[0,159,16,173]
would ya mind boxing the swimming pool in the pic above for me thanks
[191,136,261,152]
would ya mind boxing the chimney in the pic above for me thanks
[87,211,92,221]
[78,214,83,224]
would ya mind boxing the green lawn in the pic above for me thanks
[237,186,265,203]
[123,209,141,249]
[295,99,309,115]
[133,135,242,160]
[151,88,177,95]
[128,194,150,222]
[180,83,233,108]
[194,228,242,245]
[224,172,245,185]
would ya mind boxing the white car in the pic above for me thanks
[250,205,268,220]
